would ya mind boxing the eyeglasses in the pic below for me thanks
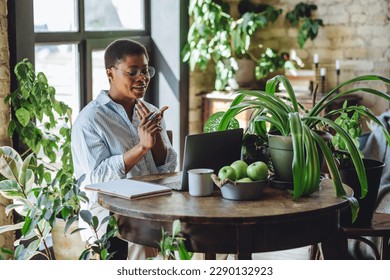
[112,65,155,79]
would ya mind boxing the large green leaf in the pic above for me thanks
[0,147,23,181]
[172,219,181,238]
[309,75,390,118]
[15,107,31,127]
[302,125,320,195]
[0,180,23,199]
[19,153,34,186]
[311,132,346,197]
[266,75,300,112]
[308,116,367,198]
[0,222,24,235]
[289,112,305,199]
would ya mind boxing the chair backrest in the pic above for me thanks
[167,130,173,145]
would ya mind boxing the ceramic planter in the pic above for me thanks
[340,158,385,227]
[268,131,332,183]
[52,218,85,260]
[268,134,294,182]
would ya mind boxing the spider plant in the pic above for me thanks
[217,74,390,222]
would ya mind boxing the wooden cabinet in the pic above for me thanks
[201,90,362,128]
[201,91,253,129]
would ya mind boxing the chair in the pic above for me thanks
[343,212,390,259]
[341,128,390,259]
[311,131,390,260]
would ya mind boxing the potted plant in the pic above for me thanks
[330,105,386,226]
[285,2,324,48]
[182,1,322,91]
[181,0,288,90]
[0,59,92,259]
[215,74,390,222]
[0,146,85,259]
[0,59,129,260]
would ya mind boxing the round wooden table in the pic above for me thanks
[99,178,351,259]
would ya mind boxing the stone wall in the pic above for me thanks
[0,0,14,258]
[189,0,390,134]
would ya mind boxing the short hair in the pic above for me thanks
[104,39,149,69]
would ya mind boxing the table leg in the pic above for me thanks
[310,244,320,260]
[321,229,348,260]
[237,253,252,260]
[381,236,389,260]
[205,253,216,260]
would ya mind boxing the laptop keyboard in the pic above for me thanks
[162,181,182,190]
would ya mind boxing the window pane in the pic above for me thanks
[92,50,109,100]
[35,44,80,122]
[34,0,78,32]
[85,0,144,31]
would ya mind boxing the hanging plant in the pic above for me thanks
[286,2,324,48]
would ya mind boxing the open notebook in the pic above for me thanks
[85,178,172,200]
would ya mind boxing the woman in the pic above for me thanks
[71,39,177,259]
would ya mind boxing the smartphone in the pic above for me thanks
[147,109,162,121]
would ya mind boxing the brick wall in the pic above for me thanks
[189,0,390,134]
[0,0,14,257]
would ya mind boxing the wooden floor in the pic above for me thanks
[217,246,312,260]
[252,246,311,260]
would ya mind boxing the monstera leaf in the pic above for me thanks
[203,111,240,133]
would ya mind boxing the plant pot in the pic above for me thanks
[268,134,294,182]
[234,58,257,88]
[52,218,85,260]
[340,159,385,227]
[268,131,331,183]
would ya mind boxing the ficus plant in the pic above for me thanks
[3,59,85,222]
[215,74,390,222]
[0,59,120,260]
[0,146,87,259]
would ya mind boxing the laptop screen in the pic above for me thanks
[180,128,244,190]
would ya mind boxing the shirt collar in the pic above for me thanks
[96,90,140,123]
[96,90,112,106]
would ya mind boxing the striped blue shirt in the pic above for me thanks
[71,90,177,205]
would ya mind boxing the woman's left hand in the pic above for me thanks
[135,100,168,123]
[135,101,168,149]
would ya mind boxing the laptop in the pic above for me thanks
[144,128,244,191]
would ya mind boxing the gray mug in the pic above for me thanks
[187,168,214,196]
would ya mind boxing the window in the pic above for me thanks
[84,0,144,31]
[9,0,189,161]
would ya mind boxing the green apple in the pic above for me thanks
[247,161,268,181]
[236,177,253,183]
[230,160,248,180]
[218,166,237,181]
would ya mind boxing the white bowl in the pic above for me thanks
[220,179,268,200]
